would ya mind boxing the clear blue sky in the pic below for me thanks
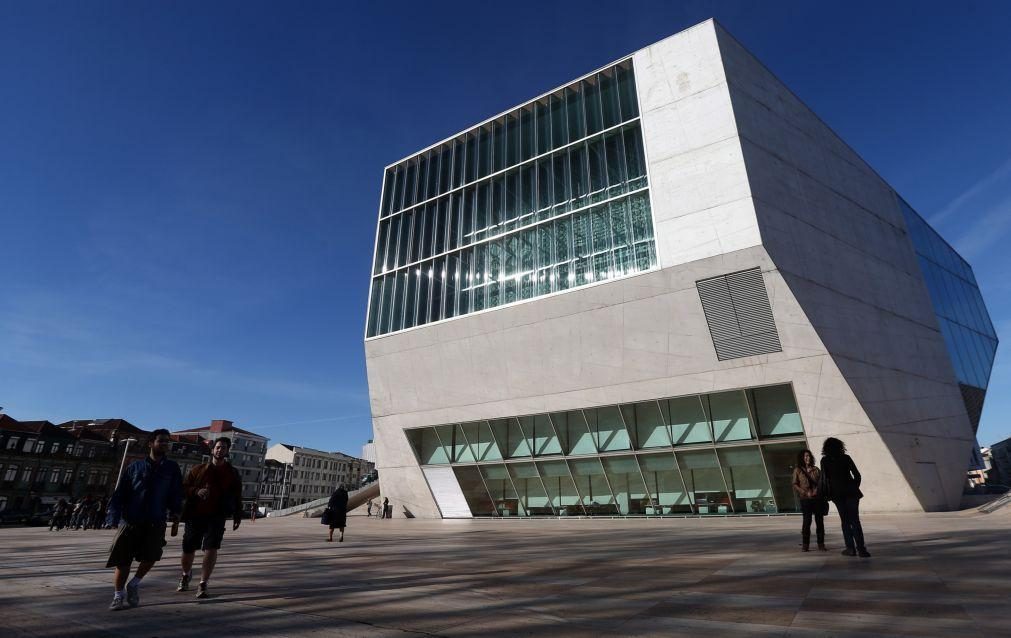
[2,1,1009,454]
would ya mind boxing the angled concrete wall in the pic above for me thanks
[713,24,975,510]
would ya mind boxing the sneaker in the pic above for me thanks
[196,582,208,599]
[109,594,127,611]
[177,573,191,592]
[841,548,857,557]
[858,548,871,558]
[126,582,140,608]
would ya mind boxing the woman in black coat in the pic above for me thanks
[820,437,870,557]
[324,485,348,542]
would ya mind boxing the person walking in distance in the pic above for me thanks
[177,437,243,599]
[792,449,827,552]
[366,498,374,518]
[105,429,183,611]
[324,484,349,542]
[820,437,870,558]
[382,496,391,519]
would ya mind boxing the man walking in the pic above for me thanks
[177,437,243,599]
[105,429,183,611]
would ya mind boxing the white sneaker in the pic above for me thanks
[109,594,127,611]
[126,582,140,607]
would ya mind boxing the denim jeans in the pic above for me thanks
[833,496,866,550]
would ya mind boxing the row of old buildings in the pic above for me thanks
[0,414,373,515]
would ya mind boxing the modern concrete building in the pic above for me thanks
[173,420,268,508]
[364,20,997,518]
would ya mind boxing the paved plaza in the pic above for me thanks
[1,509,1009,637]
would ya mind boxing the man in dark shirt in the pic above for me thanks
[105,429,183,611]
[177,437,242,598]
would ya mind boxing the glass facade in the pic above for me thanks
[900,199,998,430]
[406,384,810,517]
[367,60,657,338]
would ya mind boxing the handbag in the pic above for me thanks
[321,507,332,525]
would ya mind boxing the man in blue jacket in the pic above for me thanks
[105,429,183,611]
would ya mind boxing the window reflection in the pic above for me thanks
[406,384,809,516]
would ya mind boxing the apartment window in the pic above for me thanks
[50,442,61,454]
[62,469,73,484]
[0,496,6,511]
[88,470,98,485]
[4,466,17,481]
[21,468,33,482]
[34,440,45,453]
[99,471,110,485]
[88,447,96,458]
[23,438,37,453]
[74,445,82,457]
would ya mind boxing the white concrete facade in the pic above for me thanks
[365,20,982,518]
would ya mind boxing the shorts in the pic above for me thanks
[106,522,167,568]
[182,516,227,553]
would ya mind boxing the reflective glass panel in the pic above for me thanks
[602,456,649,515]
[761,442,807,514]
[750,385,804,438]
[708,391,754,442]
[665,396,711,445]
[481,464,520,516]
[677,449,731,514]
[623,400,669,449]
[507,462,552,515]
[717,446,774,514]
[537,459,581,515]
[453,466,495,516]
[638,453,692,514]
[568,458,617,514]
[585,405,631,452]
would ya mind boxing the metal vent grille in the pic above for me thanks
[697,268,782,361]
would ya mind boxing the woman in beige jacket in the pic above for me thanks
[792,449,827,551]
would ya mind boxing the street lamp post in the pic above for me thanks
[113,438,138,492]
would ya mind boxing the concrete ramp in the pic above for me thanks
[268,483,381,518]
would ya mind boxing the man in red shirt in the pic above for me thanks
[176,437,242,598]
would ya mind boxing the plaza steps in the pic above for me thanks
[266,483,381,518]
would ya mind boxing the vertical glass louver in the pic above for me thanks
[900,199,998,431]
[367,60,656,338]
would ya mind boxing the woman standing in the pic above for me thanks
[820,437,870,557]
[324,484,349,543]
[792,449,826,552]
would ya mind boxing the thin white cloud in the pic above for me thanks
[930,157,1011,225]
[951,193,1011,260]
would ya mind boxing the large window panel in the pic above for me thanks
[452,424,475,462]
[638,453,692,514]
[453,466,496,516]
[537,459,582,515]
[507,462,552,515]
[665,396,712,445]
[761,442,807,513]
[585,405,631,452]
[750,385,804,438]
[463,421,501,462]
[481,464,520,516]
[554,410,595,455]
[677,449,731,514]
[490,418,531,459]
[602,456,649,515]
[717,446,774,514]
[569,458,617,515]
[407,427,450,465]
[708,391,754,442]
[623,400,670,449]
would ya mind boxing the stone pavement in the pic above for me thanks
[1,509,1008,637]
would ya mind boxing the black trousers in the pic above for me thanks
[833,496,866,551]
[799,499,825,546]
